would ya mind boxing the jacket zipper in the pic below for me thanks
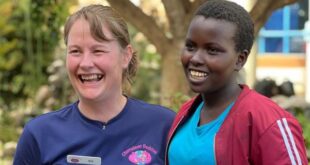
[214,133,217,165]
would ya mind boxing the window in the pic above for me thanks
[258,0,308,54]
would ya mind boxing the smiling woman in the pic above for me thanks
[13,4,175,165]
[65,17,128,110]
[166,0,308,165]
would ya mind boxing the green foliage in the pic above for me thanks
[132,66,161,104]
[0,111,19,142]
[0,1,19,70]
[128,25,163,104]
[294,107,310,149]
[169,92,191,112]
[0,0,70,108]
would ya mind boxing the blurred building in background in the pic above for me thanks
[255,0,309,101]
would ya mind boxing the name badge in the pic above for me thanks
[67,155,101,165]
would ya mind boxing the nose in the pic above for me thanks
[189,49,204,66]
[80,53,95,69]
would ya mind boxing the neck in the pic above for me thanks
[199,84,241,125]
[78,94,127,123]
[202,84,241,109]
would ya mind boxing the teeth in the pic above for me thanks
[190,70,208,78]
[80,74,103,82]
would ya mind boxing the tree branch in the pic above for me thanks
[191,0,207,13]
[106,0,170,55]
[161,0,188,40]
[180,0,191,13]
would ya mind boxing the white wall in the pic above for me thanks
[256,67,306,96]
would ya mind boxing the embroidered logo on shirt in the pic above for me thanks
[128,150,151,164]
[122,144,157,165]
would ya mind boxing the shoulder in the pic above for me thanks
[237,85,292,117]
[233,85,299,131]
[177,96,201,118]
[24,102,76,132]
[127,97,176,120]
[180,97,197,110]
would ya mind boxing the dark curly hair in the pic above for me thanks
[195,0,254,53]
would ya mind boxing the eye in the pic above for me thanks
[185,42,195,52]
[68,49,80,56]
[93,49,108,55]
[207,47,220,55]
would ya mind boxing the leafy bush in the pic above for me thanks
[294,107,310,149]
[0,111,19,143]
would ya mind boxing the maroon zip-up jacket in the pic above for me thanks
[166,85,308,165]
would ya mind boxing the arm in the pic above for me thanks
[255,117,308,165]
[13,125,41,165]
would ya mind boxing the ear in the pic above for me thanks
[235,50,249,72]
[122,44,133,69]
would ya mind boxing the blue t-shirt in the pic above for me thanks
[168,102,234,165]
[13,98,175,165]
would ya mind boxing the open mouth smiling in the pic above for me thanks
[189,69,208,79]
[78,74,103,83]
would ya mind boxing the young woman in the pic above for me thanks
[167,0,308,164]
[14,5,175,165]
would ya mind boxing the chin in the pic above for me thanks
[78,90,103,100]
[189,85,203,94]
[79,95,98,101]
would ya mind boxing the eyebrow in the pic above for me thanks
[67,43,112,50]
[185,39,194,43]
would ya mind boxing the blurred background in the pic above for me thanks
[0,0,309,164]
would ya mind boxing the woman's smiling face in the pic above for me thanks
[66,18,130,102]
[181,16,242,95]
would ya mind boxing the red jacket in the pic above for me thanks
[166,85,308,165]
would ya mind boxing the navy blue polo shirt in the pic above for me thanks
[13,98,175,165]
